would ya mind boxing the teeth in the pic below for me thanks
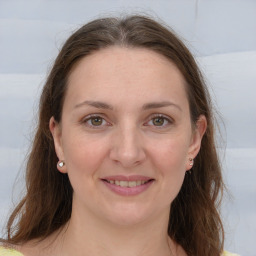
[119,181,128,187]
[136,181,141,186]
[106,180,151,187]
[128,181,137,187]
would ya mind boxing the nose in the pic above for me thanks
[109,126,146,168]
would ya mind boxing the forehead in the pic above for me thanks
[65,46,188,109]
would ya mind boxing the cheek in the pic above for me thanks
[62,132,108,177]
[151,136,189,172]
[149,136,189,200]
[62,134,110,198]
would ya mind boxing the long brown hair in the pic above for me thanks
[2,15,224,255]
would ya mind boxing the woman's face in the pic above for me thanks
[50,47,206,226]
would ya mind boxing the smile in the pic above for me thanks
[104,180,153,187]
[101,176,155,196]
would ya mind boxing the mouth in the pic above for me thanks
[100,176,155,196]
[102,179,154,187]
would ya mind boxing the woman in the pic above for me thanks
[0,15,238,256]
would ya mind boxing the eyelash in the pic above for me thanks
[81,114,173,129]
[145,114,173,128]
[81,114,110,129]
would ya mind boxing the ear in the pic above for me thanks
[186,115,207,170]
[49,116,67,173]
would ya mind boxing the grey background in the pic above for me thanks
[0,1,256,255]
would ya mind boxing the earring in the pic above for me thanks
[189,158,194,166]
[57,160,65,168]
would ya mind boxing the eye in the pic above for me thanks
[82,115,110,129]
[145,114,173,128]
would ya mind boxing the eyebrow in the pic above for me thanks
[74,100,182,111]
[142,101,182,111]
[75,100,114,110]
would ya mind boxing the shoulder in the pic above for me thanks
[0,247,24,256]
[222,251,240,256]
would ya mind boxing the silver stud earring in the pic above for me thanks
[58,160,65,168]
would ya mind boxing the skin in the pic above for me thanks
[21,47,206,256]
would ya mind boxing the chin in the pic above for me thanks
[102,203,161,227]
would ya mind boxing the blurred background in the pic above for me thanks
[0,0,255,255]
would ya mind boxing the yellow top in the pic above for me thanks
[0,247,23,256]
[222,251,240,256]
[0,246,239,256]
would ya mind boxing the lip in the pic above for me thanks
[101,175,153,181]
[100,175,155,196]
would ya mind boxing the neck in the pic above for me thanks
[57,203,175,256]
